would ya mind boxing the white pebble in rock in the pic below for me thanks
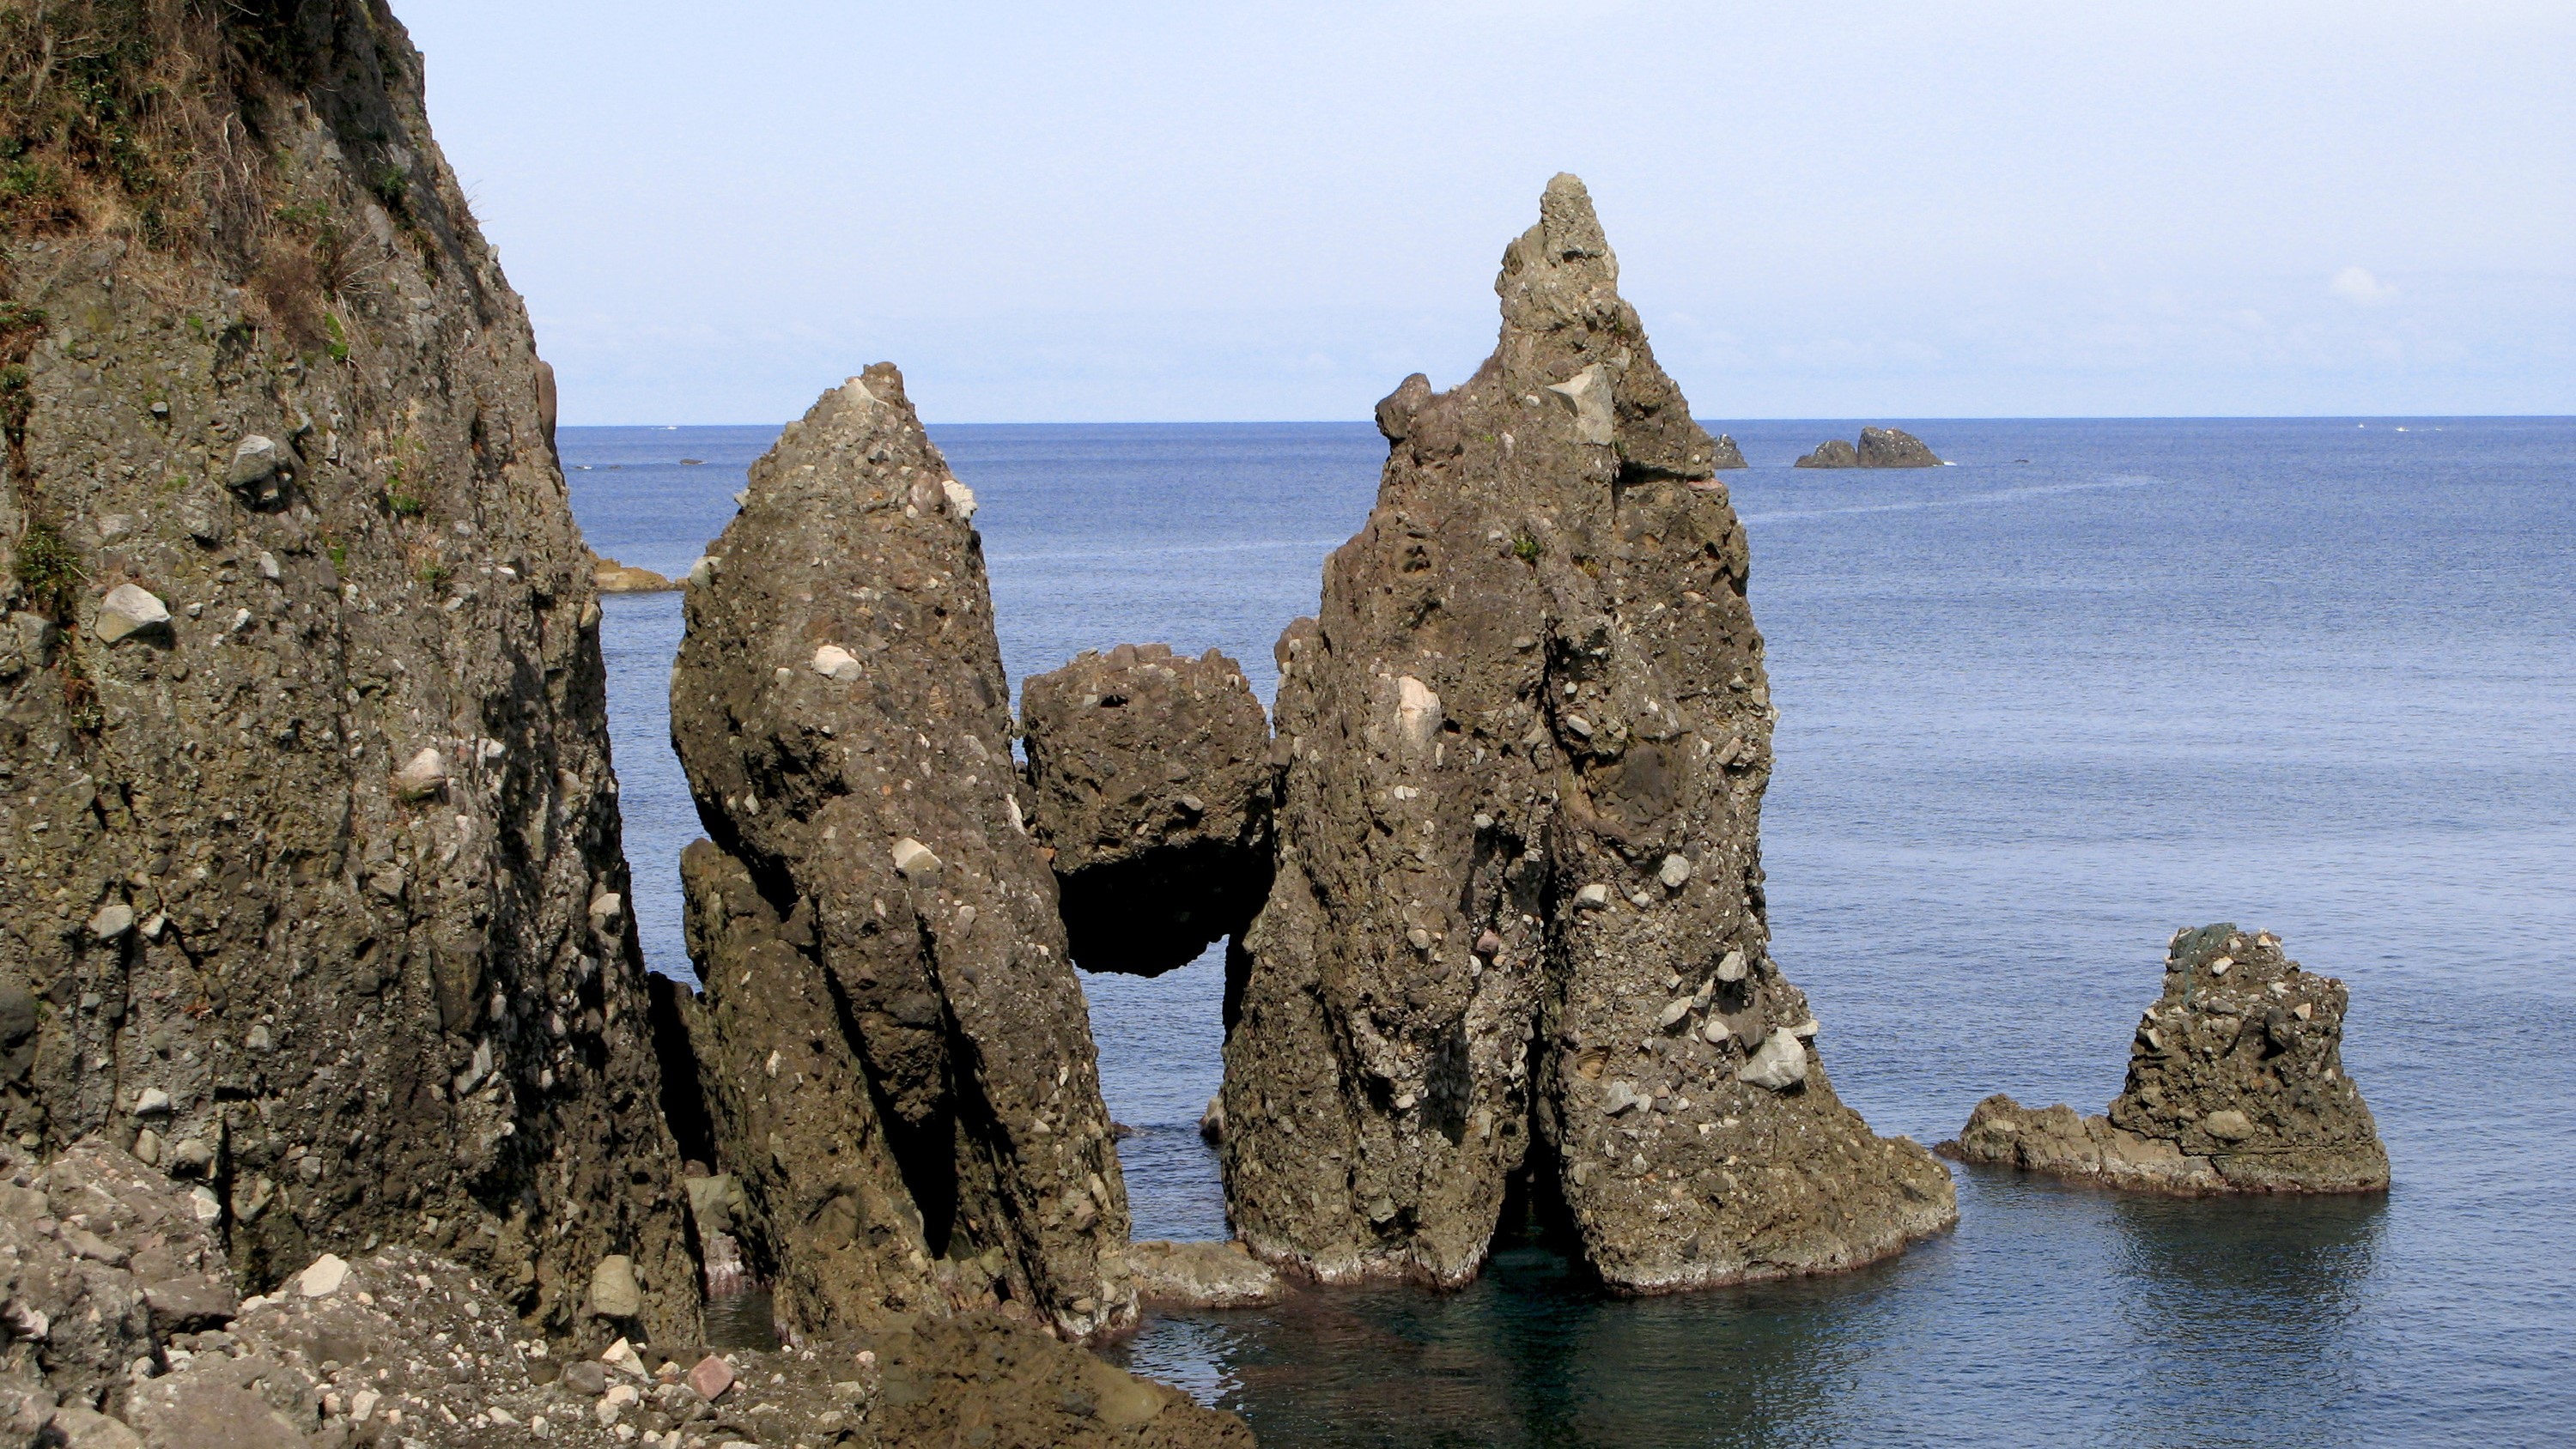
[890,837,943,876]
[94,584,172,644]
[810,644,862,682]
[392,749,448,801]
[1738,1032,1810,1091]
[297,1253,350,1298]
[88,903,136,941]
[1657,854,1692,889]
[131,1087,173,1116]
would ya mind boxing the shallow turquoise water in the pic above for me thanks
[569,416,2576,1447]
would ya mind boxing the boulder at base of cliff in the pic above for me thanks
[1019,644,1273,977]
[1794,438,1860,468]
[1940,925,2389,1193]
[1856,426,1943,467]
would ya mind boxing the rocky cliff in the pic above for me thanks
[662,366,1135,1341]
[0,0,694,1342]
[1018,644,1273,979]
[1217,175,1954,1293]
[1942,925,2388,1193]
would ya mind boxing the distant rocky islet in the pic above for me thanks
[0,6,2378,1446]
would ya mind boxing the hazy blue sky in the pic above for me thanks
[404,1,2573,424]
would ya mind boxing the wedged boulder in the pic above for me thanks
[0,1,694,1342]
[665,366,1133,1340]
[1218,175,1956,1294]
[1941,925,2389,1193]
[1018,644,1273,977]
[1856,426,1942,467]
[1793,438,1859,468]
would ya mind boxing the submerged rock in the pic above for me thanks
[1019,644,1273,977]
[0,1,694,1341]
[663,365,1133,1340]
[1793,438,1860,468]
[1941,925,2389,1193]
[1857,426,1943,467]
[1126,1240,1288,1308]
[1217,175,1955,1294]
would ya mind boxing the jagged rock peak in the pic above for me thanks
[1942,925,2388,1193]
[662,364,1136,1341]
[1218,176,1955,1294]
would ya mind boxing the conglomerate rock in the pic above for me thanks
[0,1,693,1341]
[1217,175,1955,1293]
[0,1137,1246,1448]
[663,366,1134,1340]
[1856,426,1942,467]
[1018,644,1273,978]
[1941,925,2389,1193]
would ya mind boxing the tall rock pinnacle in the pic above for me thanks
[1218,175,1956,1290]
[663,366,1135,1339]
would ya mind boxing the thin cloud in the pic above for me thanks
[2331,265,2398,305]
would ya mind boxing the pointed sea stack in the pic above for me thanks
[1942,925,2389,1193]
[662,366,1135,1340]
[1710,433,1749,470]
[1217,176,1955,1291]
[1793,438,1860,468]
[0,0,693,1340]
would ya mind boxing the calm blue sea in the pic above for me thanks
[565,415,2576,1448]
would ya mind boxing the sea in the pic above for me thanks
[564,415,2575,1448]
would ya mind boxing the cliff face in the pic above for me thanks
[663,367,1135,1340]
[1218,175,1954,1290]
[1943,925,2389,1193]
[0,1,696,1339]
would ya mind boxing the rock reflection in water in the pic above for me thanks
[705,1288,782,1351]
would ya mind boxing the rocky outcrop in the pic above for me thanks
[663,366,1134,1341]
[0,1137,1245,1448]
[591,551,677,594]
[1856,426,1942,467]
[1127,1240,1286,1309]
[0,1,693,1340]
[1217,175,1955,1294]
[1795,428,1943,469]
[1710,434,1747,470]
[1941,925,2388,1194]
[1018,644,1273,978]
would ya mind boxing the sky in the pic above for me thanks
[400,1,2575,425]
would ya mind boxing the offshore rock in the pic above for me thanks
[1856,426,1943,467]
[1792,438,1860,468]
[1708,433,1748,470]
[0,2,694,1340]
[1018,644,1273,977]
[1218,175,1954,1294]
[1126,1240,1287,1308]
[664,366,1133,1340]
[588,550,678,594]
[1941,925,2389,1193]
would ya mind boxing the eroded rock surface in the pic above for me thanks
[1941,925,2388,1193]
[663,367,1134,1340]
[1218,175,1955,1294]
[1856,427,1942,467]
[1019,644,1273,978]
[1792,438,1859,469]
[0,2,692,1340]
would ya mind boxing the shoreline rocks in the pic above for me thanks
[1019,644,1274,978]
[662,365,1136,1342]
[1940,925,2389,1194]
[1216,174,1955,1294]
